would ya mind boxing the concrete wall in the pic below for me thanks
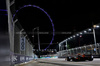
[6,0,34,56]
[5,0,35,65]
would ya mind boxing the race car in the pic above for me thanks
[66,53,93,61]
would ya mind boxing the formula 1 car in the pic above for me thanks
[66,53,93,61]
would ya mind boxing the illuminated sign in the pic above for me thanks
[20,35,25,51]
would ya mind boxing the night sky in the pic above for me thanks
[1,0,100,50]
[0,0,8,32]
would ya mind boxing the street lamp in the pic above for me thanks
[88,28,92,31]
[84,31,87,33]
[32,27,40,50]
[73,35,75,38]
[80,32,83,34]
[76,34,79,36]
[32,27,41,58]
[96,25,100,28]
[93,25,99,54]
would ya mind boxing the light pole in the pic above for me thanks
[32,27,41,58]
[93,25,99,54]
[59,43,60,51]
[59,43,62,51]
[37,27,41,51]
[65,40,67,50]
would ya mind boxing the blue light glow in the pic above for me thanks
[0,9,7,11]
[12,5,55,50]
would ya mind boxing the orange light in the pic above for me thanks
[93,25,96,28]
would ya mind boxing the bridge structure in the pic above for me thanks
[57,23,100,58]
[57,43,100,58]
